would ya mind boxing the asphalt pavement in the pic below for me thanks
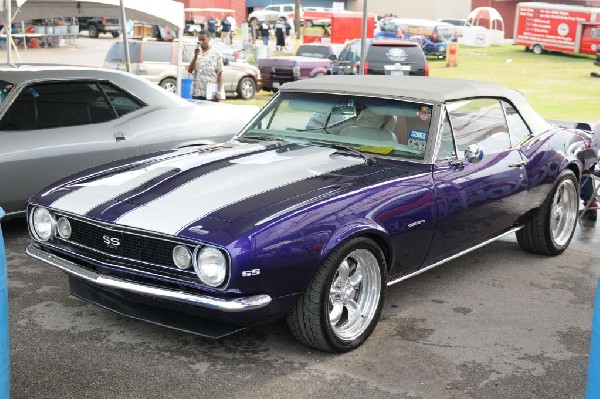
[1,34,600,399]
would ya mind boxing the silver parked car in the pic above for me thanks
[103,40,262,100]
[0,66,258,218]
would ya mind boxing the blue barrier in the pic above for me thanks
[181,78,193,99]
[0,207,9,399]
[587,279,600,399]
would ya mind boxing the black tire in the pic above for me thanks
[88,24,99,38]
[160,78,177,93]
[286,237,387,352]
[516,169,578,255]
[112,31,120,38]
[237,76,256,100]
[532,44,543,55]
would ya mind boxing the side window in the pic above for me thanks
[283,6,293,13]
[502,101,531,146]
[437,112,457,160]
[142,43,172,63]
[0,81,117,130]
[447,98,510,157]
[98,82,145,117]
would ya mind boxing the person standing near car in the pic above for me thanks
[187,30,224,102]
[249,17,258,45]
[260,21,270,46]
[581,121,600,221]
[207,16,217,38]
[274,17,286,52]
[221,16,232,45]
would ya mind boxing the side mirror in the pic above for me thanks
[328,54,337,61]
[464,144,484,163]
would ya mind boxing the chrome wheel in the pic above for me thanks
[328,249,381,341]
[160,79,177,93]
[237,77,256,100]
[550,178,578,247]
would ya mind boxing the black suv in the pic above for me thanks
[330,39,428,76]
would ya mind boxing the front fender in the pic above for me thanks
[320,218,391,265]
[309,66,329,77]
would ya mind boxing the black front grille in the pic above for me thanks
[62,216,192,273]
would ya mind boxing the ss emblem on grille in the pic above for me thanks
[103,235,121,248]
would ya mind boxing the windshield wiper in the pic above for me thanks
[308,140,376,165]
[239,134,292,144]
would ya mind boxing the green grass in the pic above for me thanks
[430,44,598,121]
[226,44,600,121]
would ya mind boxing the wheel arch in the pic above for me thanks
[309,67,328,77]
[320,221,393,273]
[564,162,581,183]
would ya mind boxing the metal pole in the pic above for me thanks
[294,0,300,40]
[358,0,367,75]
[119,0,131,73]
[6,0,12,66]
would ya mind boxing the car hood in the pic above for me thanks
[37,141,425,240]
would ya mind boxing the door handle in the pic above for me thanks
[509,161,527,168]
[113,132,126,142]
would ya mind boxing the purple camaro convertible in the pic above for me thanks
[26,76,596,352]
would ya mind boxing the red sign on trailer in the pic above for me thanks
[514,2,600,55]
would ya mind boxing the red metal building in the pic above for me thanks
[471,0,600,38]
[176,0,248,24]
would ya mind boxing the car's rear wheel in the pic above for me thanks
[237,76,256,100]
[112,31,120,38]
[160,78,177,93]
[517,169,578,255]
[532,44,543,54]
[88,24,99,38]
[286,237,386,352]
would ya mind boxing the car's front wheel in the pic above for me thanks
[286,237,386,352]
[160,78,177,93]
[517,169,578,255]
[112,31,120,38]
[237,76,256,100]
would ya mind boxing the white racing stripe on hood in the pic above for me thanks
[115,147,363,235]
[50,143,266,215]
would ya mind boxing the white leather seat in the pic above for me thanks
[339,108,398,143]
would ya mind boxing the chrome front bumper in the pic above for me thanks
[26,244,272,313]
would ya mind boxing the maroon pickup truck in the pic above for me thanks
[258,44,336,92]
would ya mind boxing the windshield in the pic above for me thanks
[240,92,433,161]
[296,45,331,59]
[0,80,14,104]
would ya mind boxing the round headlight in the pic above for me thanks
[32,207,54,241]
[56,217,72,239]
[172,245,192,270]
[194,247,227,287]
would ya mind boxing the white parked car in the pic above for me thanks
[249,4,301,23]
[0,66,258,218]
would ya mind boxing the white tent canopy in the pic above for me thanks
[6,0,184,29]
[1,0,185,94]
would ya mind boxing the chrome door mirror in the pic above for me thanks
[464,144,484,163]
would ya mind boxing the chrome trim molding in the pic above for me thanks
[26,244,271,313]
[387,226,524,287]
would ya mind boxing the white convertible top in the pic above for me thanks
[280,76,551,135]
